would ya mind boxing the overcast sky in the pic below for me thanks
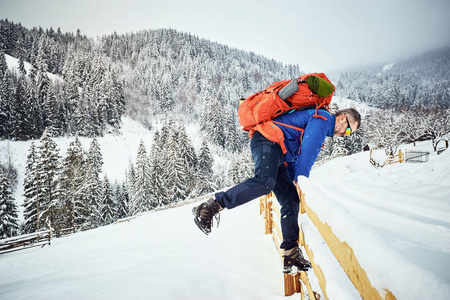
[1,0,449,73]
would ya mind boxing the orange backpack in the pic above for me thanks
[238,73,335,131]
[237,73,335,154]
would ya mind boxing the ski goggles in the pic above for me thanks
[345,116,352,136]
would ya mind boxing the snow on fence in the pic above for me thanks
[259,188,398,300]
[0,230,52,255]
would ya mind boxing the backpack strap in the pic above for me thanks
[272,121,304,133]
[313,108,328,120]
[272,121,305,155]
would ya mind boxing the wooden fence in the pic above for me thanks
[369,149,404,167]
[260,187,398,299]
[370,148,435,167]
[260,193,320,299]
[0,230,52,255]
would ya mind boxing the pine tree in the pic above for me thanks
[16,35,27,76]
[197,139,215,194]
[45,85,62,137]
[0,72,7,138]
[74,88,88,136]
[130,140,152,214]
[159,73,174,111]
[36,128,61,230]
[23,142,39,233]
[85,137,103,228]
[201,96,224,147]
[0,51,7,79]
[125,161,138,212]
[101,175,116,225]
[0,173,20,239]
[26,69,45,138]
[164,128,189,203]
[1,71,15,139]
[59,137,90,230]
[210,97,225,148]
[15,75,33,140]
[176,122,198,193]
[149,131,167,207]
[115,182,128,219]
[224,105,240,152]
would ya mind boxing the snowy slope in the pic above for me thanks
[0,200,312,300]
[303,142,450,299]
[1,140,449,300]
[4,54,63,83]
[0,116,159,220]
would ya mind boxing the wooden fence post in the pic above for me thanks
[264,198,273,235]
[284,272,301,296]
[260,191,319,298]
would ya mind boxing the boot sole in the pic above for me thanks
[192,207,211,235]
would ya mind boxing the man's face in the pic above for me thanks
[334,114,357,137]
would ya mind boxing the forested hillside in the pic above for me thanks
[336,46,450,155]
[0,19,125,140]
[337,46,450,109]
[0,20,299,142]
[0,19,299,237]
[0,19,449,239]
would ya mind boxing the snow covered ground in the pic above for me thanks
[303,141,450,299]
[0,199,291,300]
[1,139,449,299]
[2,53,449,299]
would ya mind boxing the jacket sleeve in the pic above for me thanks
[294,116,329,179]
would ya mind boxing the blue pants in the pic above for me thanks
[215,131,300,250]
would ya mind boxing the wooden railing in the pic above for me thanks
[260,187,398,299]
[0,230,52,255]
[260,193,320,299]
[369,149,404,167]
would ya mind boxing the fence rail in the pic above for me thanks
[370,148,432,167]
[0,230,52,255]
[369,149,404,167]
[404,150,430,163]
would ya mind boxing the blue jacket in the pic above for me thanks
[272,109,335,180]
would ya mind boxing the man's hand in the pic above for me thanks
[293,179,301,196]
[295,176,310,196]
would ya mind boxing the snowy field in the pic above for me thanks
[1,139,449,299]
[303,142,450,299]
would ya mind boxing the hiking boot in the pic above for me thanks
[283,246,312,273]
[192,198,223,235]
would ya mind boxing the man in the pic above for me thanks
[193,105,361,273]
